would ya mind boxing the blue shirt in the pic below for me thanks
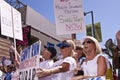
[4,73,12,80]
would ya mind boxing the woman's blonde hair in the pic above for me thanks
[66,40,76,50]
[65,40,76,56]
[82,36,102,54]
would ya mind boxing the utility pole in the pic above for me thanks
[84,11,95,37]
[72,11,95,40]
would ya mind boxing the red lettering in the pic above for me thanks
[66,23,82,31]
[60,0,69,2]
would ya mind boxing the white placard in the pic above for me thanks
[54,0,85,35]
[1,0,13,37]
[0,0,2,10]
[0,0,23,40]
[0,0,1,24]
[12,7,23,40]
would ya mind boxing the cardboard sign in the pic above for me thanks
[19,41,41,80]
[0,0,23,40]
[54,0,85,35]
[86,76,106,80]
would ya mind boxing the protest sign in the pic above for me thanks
[54,0,85,35]
[86,76,106,80]
[19,41,41,80]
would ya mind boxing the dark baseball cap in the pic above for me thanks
[44,45,57,58]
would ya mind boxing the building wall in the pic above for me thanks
[19,5,71,54]
[0,37,11,59]
[31,27,60,54]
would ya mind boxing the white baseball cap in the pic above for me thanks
[4,60,12,66]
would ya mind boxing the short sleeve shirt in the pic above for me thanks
[51,57,76,80]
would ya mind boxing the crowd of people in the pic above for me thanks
[36,36,110,80]
[0,36,115,80]
[0,57,19,80]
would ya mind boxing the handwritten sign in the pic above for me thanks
[54,0,85,35]
[1,0,13,38]
[12,7,23,40]
[0,0,23,40]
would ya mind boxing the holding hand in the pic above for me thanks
[36,68,51,77]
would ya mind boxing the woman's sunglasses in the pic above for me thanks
[82,40,93,45]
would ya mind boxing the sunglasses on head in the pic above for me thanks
[82,40,93,45]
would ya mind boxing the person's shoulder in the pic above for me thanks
[63,57,76,63]
[96,54,105,59]
[99,54,107,58]
[65,56,75,60]
[97,54,107,63]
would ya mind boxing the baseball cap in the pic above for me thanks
[56,40,71,48]
[44,45,57,58]
[4,59,12,66]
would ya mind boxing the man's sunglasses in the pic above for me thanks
[82,40,93,45]
[60,46,69,49]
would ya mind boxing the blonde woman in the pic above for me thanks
[36,40,77,80]
[71,36,107,80]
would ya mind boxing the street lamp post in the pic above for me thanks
[84,11,95,37]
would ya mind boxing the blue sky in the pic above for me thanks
[20,0,120,48]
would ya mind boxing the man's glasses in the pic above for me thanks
[82,40,93,45]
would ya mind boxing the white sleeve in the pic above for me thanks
[63,57,76,70]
